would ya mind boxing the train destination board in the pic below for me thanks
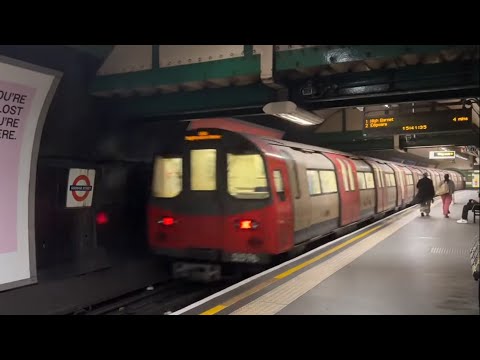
[363,109,472,137]
[429,151,456,159]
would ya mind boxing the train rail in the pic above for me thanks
[69,279,237,315]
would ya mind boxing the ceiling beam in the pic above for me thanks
[91,55,261,96]
[66,45,114,59]
[275,45,476,71]
[290,60,480,110]
[95,83,277,121]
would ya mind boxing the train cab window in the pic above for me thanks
[306,170,321,195]
[357,172,366,190]
[191,149,216,191]
[152,156,183,198]
[319,170,338,193]
[365,172,375,189]
[273,170,286,201]
[227,153,269,199]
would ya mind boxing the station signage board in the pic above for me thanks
[363,109,472,137]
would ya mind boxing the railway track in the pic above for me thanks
[70,279,236,315]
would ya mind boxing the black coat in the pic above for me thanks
[415,177,435,203]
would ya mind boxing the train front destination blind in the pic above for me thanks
[363,109,472,137]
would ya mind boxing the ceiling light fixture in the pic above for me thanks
[262,101,325,126]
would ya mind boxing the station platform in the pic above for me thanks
[174,190,480,315]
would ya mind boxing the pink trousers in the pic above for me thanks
[441,194,452,216]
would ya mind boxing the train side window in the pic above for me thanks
[319,170,338,193]
[389,174,396,187]
[365,172,375,189]
[385,173,391,187]
[227,153,269,199]
[152,156,183,198]
[397,172,404,188]
[337,160,350,191]
[306,170,321,195]
[357,172,366,190]
[387,173,391,186]
[273,170,286,201]
[191,149,216,191]
[406,174,413,185]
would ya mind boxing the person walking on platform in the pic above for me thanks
[415,173,435,217]
[436,173,455,218]
[456,192,480,224]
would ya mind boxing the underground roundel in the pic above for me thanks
[66,168,95,208]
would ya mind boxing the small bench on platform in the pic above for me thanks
[473,204,480,223]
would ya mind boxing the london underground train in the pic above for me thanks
[147,119,464,279]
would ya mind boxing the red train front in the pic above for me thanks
[147,126,294,277]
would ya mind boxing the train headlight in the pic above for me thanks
[235,219,259,230]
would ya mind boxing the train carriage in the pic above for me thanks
[271,145,341,244]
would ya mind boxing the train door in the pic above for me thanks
[374,163,385,212]
[280,149,303,231]
[361,159,382,213]
[409,166,420,194]
[397,166,406,207]
[186,143,226,250]
[426,169,438,192]
[271,167,294,251]
[324,153,360,226]
[388,163,405,207]
[402,166,414,204]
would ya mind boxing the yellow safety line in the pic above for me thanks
[200,225,382,315]
[274,225,381,279]
[200,305,226,315]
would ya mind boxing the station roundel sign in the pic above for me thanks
[66,169,95,208]
[69,175,93,202]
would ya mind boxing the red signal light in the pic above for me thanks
[96,212,109,225]
[162,216,175,226]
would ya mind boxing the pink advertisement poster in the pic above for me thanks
[0,80,36,254]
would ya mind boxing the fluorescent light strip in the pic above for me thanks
[277,113,316,126]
